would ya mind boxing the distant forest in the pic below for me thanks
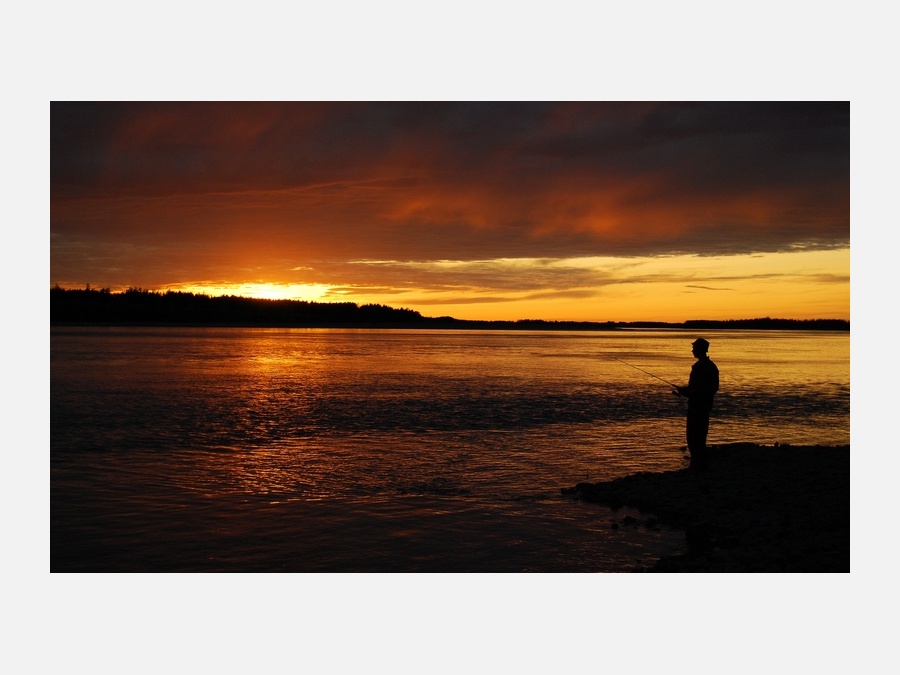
[50,287,850,331]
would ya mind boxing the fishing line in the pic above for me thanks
[609,356,679,388]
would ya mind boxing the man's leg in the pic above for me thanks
[687,412,709,471]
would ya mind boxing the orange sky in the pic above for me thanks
[51,102,850,322]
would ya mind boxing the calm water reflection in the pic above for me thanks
[51,327,849,571]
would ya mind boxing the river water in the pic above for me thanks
[50,327,849,571]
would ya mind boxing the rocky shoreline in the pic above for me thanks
[563,443,850,572]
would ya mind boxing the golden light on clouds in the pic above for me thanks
[51,102,849,323]
[256,248,848,322]
[174,282,332,303]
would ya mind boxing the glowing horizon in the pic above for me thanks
[55,247,849,323]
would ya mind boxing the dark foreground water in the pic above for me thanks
[51,327,849,571]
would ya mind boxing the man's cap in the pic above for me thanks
[692,337,710,351]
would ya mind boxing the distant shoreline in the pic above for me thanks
[50,288,850,331]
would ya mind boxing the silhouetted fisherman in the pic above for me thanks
[674,337,719,471]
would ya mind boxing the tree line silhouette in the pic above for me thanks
[50,286,849,331]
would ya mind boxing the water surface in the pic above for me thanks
[51,327,849,571]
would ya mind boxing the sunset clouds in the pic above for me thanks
[50,102,850,320]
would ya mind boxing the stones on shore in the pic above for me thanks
[563,443,850,572]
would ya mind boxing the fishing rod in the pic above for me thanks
[609,356,680,389]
